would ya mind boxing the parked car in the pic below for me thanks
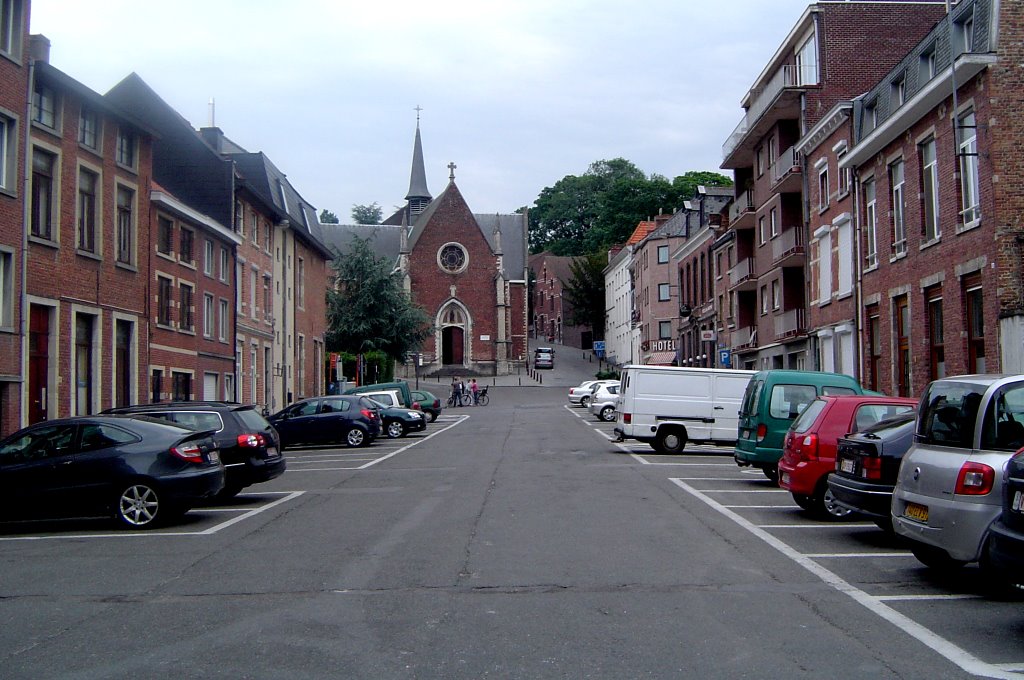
[892,374,1024,574]
[827,410,918,530]
[779,395,917,518]
[985,446,1024,588]
[358,389,404,408]
[411,389,442,422]
[735,370,867,482]
[535,352,554,369]
[104,401,284,499]
[0,416,223,529]
[268,395,381,449]
[589,383,620,422]
[615,365,755,454]
[366,398,427,438]
[345,381,417,409]
[569,380,617,408]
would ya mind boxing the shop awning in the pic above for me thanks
[644,352,677,366]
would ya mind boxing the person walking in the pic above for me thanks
[470,378,479,406]
[451,376,462,407]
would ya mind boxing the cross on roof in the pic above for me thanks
[448,161,457,181]
[414,105,422,123]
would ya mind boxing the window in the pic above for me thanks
[203,293,214,338]
[958,110,980,226]
[180,227,194,265]
[74,313,95,415]
[795,30,818,85]
[864,101,877,133]
[234,199,243,234]
[767,137,776,169]
[263,274,272,320]
[837,218,853,296]
[921,47,936,81]
[171,371,191,402]
[250,344,258,403]
[224,373,235,402]
[658,283,670,301]
[965,276,985,373]
[219,247,228,282]
[252,214,259,245]
[30,148,55,240]
[77,167,98,253]
[715,252,723,279]
[920,137,940,241]
[769,384,816,420]
[866,311,881,392]
[927,289,944,380]
[817,227,832,303]
[250,269,258,319]
[78,108,98,150]
[756,147,764,177]
[659,321,672,339]
[958,9,975,52]
[0,249,12,329]
[0,0,24,58]
[297,257,305,308]
[771,280,780,310]
[891,74,906,108]
[895,295,910,398]
[264,223,271,252]
[836,147,850,196]
[218,298,228,341]
[32,81,56,129]
[277,179,289,213]
[0,114,13,190]
[114,320,132,408]
[657,245,669,264]
[760,284,768,315]
[236,262,243,312]
[151,369,163,403]
[758,216,766,245]
[179,283,194,332]
[157,216,173,256]
[115,127,135,169]
[157,276,173,327]
[889,160,906,255]
[863,178,877,268]
[116,185,134,265]
[203,239,213,275]
[818,166,829,211]
[770,208,778,238]
[297,335,305,397]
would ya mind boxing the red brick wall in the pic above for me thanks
[235,199,275,409]
[292,237,328,397]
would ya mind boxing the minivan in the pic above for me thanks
[344,381,417,410]
[734,370,866,481]
[615,365,756,454]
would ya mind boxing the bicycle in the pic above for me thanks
[475,386,490,406]
[446,392,471,407]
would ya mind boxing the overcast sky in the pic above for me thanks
[32,0,814,222]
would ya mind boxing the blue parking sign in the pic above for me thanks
[719,349,731,367]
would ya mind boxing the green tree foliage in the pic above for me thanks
[563,252,609,339]
[529,161,731,256]
[351,202,383,225]
[326,236,431,360]
[319,209,340,224]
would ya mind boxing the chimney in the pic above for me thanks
[200,127,224,153]
[29,34,50,63]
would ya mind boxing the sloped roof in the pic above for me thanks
[625,220,658,246]
[317,224,405,264]
[405,124,431,201]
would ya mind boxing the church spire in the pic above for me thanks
[405,107,432,216]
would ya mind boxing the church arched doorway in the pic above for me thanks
[438,303,469,366]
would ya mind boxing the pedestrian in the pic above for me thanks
[451,376,462,407]
[470,378,479,405]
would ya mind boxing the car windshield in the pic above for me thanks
[791,399,826,434]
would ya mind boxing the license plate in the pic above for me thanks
[208,450,220,463]
[1013,490,1023,513]
[904,502,929,522]
[266,447,279,458]
[839,458,856,474]
[780,472,790,486]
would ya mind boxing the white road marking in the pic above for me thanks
[757,523,877,529]
[357,415,469,470]
[875,594,982,602]
[670,477,1018,680]
[198,491,305,534]
[804,552,913,558]
[723,505,798,509]
[706,489,789,493]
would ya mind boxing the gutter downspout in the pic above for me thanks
[852,166,864,386]
[20,56,35,428]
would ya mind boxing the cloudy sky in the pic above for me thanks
[32,0,814,221]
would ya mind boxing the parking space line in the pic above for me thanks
[994,664,1024,672]
[757,523,877,529]
[669,477,1015,680]
[706,489,789,493]
[805,552,913,558]
[677,477,756,481]
[630,454,734,466]
[357,415,469,470]
[198,491,304,534]
[723,505,796,509]
[874,594,982,602]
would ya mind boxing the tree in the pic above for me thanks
[563,252,608,339]
[326,236,431,360]
[319,209,340,224]
[351,202,383,225]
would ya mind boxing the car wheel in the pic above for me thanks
[580,396,591,409]
[215,484,243,501]
[600,405,615,422]
[654,429,686,455]
[386,420,406,438]
[815,485,854,520]
[762,466,779,483]
[909,541,967,571]
[792,493,815,511]
[428,411,437,423]
[345,427,367,448]
[114,481,162,529]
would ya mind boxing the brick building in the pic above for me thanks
[528,252,592,349]
[603,244,635,368]
[0,0,28,435]
[719,1,949,371]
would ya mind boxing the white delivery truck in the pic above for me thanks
[613,365,756,454]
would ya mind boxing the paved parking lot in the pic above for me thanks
[570,402,1024,680]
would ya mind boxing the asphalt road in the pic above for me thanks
[0,387,1017,679]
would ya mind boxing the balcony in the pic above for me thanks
[770,144,801,194]
[733,325,758,353]
[728,189,755,229]
[722,64,814,169]
[774,307,807,341]
[727,258,757,292]
[771,227,805,268]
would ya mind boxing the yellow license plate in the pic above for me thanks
[904,502,929,522]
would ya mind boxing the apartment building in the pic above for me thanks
[719,1,948,371]
[603,244,634,368]
[630,214,679,365]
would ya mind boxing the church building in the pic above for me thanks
[322,121,529,375]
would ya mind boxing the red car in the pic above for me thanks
[779,395,917,518]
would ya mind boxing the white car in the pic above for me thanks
[568,380,617,408]
[589,383,620,422]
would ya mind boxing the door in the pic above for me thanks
[442,326,464,365]
[28,306,50,424]
[275,399,319,446]
[711,374,754,442]
[0,423,78,517]
[203,372,219,400]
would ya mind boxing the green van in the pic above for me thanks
[734,370,866,481]
[344,381,415,409]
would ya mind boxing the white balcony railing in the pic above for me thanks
[774,308,806,339]
[722,64,818,160]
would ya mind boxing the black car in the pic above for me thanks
[366,398,427,438]
[104,402,284,499]
[827,411,917,530]
[986,448,1024,587]
[268,395,381,448]
[0,416,223,529]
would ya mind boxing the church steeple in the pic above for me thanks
[405,107,432,217]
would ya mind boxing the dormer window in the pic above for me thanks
[116,127,136,169]
[32,82,56,130]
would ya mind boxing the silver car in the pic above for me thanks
[892,374,1024,571]
[588,383,620,422]
[568,380,617,408]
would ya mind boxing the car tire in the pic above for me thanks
[345,427,367,448]
[762,466,779,483]
[580,396,591,409]
[814,485,854,520]
[114,481,163,529]
[792,493,815,511]
[427,411,437,423]
[908,540,967,571]
[600,405,615,422]
[654,429,686,455]
[386,420,406,438]
[215,484,243,501]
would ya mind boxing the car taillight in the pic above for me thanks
[861,456,882,480]
[756,423,767,442]
[412,403,422,410]
[623,413,632,424]
[955,462,995,495]
[170,443,206,463]
[789,433,818,461]
[361,408,376,419]
[237,433,265,448]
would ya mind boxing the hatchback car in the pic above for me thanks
[268,395,381,449]
[0,416,223,529]
[569,380,617,408]
[105,402,284,499]
[985,447,1024,588]
[411,390,442,422]
[589,383,620,422]
[366,398,427,438]
[827,411,917,530]
[779,395,916,518]
[892,374,1024,572]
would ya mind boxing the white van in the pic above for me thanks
[614,365,756,454]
